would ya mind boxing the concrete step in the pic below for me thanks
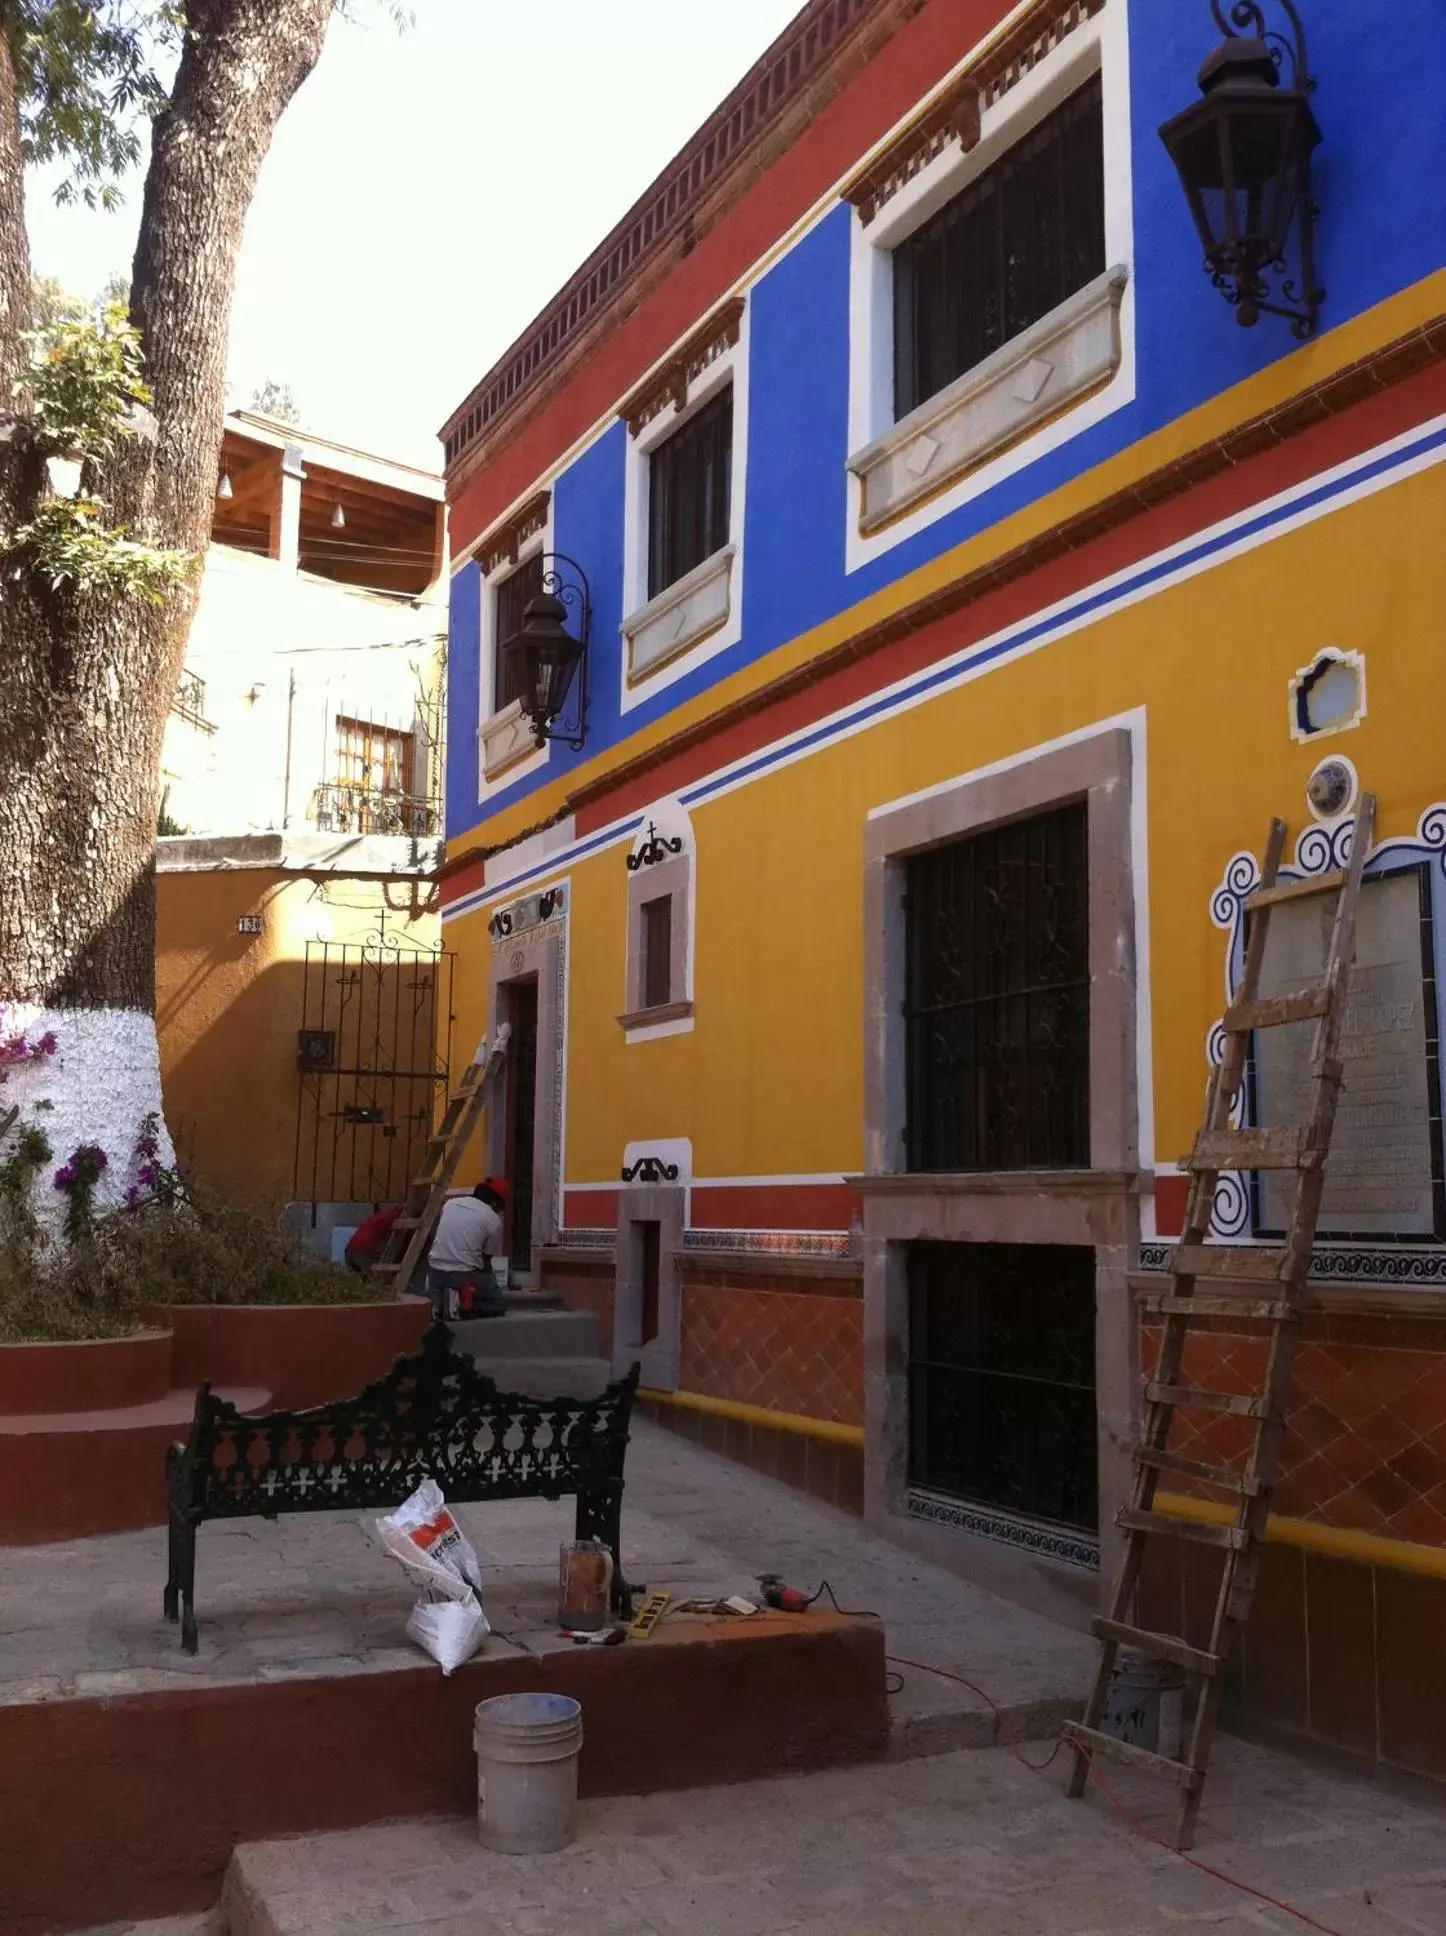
[503,1287,565,1311]
[450,1307,600,1360]
[467,1355,614,1400]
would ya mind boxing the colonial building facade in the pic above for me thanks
[440,0,1446,1780]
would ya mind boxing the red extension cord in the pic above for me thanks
[886,1654,1347,1936]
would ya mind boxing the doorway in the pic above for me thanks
[504,978,538,1278]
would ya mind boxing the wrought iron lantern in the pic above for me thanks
[503,553,591,751]
[1159,1,1322,337]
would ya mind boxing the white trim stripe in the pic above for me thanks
[445,414,1446,924]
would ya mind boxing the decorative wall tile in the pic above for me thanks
[679,1282,863,1425]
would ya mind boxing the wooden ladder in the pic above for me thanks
[370,1023,511,1299]
[1064,792,1377,1849]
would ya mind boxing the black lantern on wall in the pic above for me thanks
[503,553,591,750]
[1159,1,1322,338]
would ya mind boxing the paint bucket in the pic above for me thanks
[1104,1652,1186,1760]
[473,1692,583,1853]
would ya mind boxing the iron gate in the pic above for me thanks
[293,926,454,1211]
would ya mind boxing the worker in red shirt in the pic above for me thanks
[345,1205,401,1276]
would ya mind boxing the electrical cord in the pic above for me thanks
[885,1654,1347,1936]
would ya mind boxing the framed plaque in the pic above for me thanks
[1251,864,1445,1240]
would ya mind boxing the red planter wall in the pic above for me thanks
[142,1297,431,1410]
[0,1329,173,1417]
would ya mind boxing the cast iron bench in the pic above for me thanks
[164,1323,639,1652]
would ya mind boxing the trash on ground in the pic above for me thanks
[374,1478,489,1675]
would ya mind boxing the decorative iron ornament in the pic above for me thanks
[164,1325,640,1652]
[489,888,565,945]
[1162,0,1323,337]
[620,1154,681,1184]
[627,822,685,872]
[489,909,514,940]
[907,1487,1100,1572]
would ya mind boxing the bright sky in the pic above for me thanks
[24,0,803,472]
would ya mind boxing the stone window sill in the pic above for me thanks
[848,264,1129,535]
[624,545,735,685]
[481,697,539,781]
[617,1000,694,1032]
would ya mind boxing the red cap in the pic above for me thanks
[485,1176,512,1204]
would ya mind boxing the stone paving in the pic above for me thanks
[0,1419,1092,1752]
[119,1735,1444,1936]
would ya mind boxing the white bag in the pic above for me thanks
[375,1478,490,1675]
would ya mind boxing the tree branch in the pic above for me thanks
[128,0,334,550]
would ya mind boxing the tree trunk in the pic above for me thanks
[0,2,333,1221]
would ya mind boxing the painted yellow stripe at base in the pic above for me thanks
[450,269,1446,866]
[638,1385,865,1447]
[1155,1491,1446,1584]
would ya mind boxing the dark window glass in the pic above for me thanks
[904,802,1089,1171]
[493,551,544,712]
[641,895,673,1010]
[893,74,1105,418]
[908,1241,1098,1530]
[639,1220,661,1346]
[648,387,732,599]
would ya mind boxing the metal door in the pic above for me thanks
[293,926,454,1210]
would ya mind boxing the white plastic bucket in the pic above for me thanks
[1105,1652,1186,1759]
[473,1692,583,1853]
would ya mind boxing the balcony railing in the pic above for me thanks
[170,669,214,732]
[311,780,440,838]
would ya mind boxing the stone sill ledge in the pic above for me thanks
[849,263,1129,534]
[618,1000,694,1031]
[624,545,735,683]
[848,1169,1145,1197]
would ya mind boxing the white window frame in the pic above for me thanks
[844,2,1134,574]
[619,315,749,716]
[476,496,555,799]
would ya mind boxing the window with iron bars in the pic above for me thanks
[903,802,1090,1172]
[893,73,1105,420]
[314,716,436,836]
[647,387,732,600]
[493,550,544,713]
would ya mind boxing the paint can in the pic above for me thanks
[1104,1651,1186,1760]
[474,1692,583,1853]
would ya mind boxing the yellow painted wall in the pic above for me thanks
[156,869,440,1206]
[449,461,1446,1189]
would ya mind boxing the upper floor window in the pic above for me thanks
[337,716,413,798]
[904,802,1090,1171]
[893,73,1104,420]
[493,550,544,714]
[318,716,436,835]
[648,386,733,600]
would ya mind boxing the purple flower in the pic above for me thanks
[54,1165,73,1190]
[36,1032,58,1056]
[138,1164,157,1186]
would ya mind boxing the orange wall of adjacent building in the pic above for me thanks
[155,869,439,1207]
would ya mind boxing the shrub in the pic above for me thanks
[0,1185,393,1344]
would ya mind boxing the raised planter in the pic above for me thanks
[0,1328,173,1417]
[0,1297,430,1546]
[140,1295,431,1410]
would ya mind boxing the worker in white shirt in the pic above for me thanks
[427,1177,510,1321]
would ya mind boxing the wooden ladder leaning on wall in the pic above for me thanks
[1063,791,1378,1849]
[369,1023,512,1300]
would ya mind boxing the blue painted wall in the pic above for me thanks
[449,0,1446,841]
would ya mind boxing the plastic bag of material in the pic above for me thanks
[375,1478,490,1674]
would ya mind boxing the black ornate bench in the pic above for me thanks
[164,1324,639,1652]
